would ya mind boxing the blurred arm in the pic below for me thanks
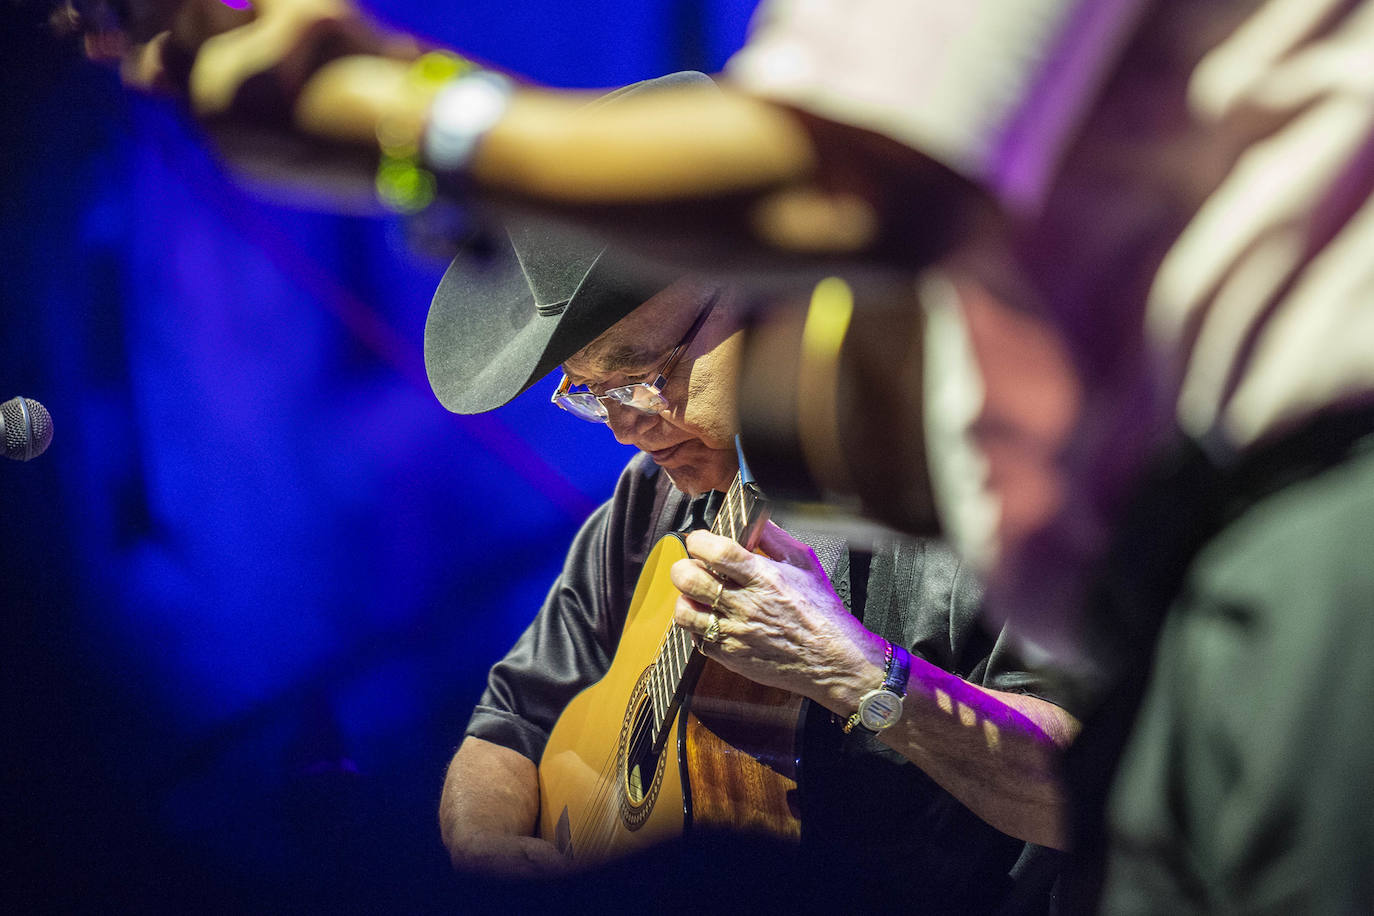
[102,0,974,268]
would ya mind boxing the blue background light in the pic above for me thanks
[0,1,757,907]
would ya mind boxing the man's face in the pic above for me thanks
[562,279,743,496]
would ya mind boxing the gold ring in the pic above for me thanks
[709,578,726,613]
[703,614,722,644]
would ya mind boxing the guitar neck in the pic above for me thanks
[644,470,769,754]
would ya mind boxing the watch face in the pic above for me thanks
[858,689,903,730]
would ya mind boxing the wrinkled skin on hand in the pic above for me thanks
[669,522,885,706]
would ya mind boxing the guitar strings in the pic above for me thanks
[562,477,755,862]
[608,478,749,785]
[575,481,760,860]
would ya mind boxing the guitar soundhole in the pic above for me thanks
[616,668,668,831]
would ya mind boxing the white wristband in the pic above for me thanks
[422,70,516,173]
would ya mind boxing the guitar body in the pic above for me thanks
[538,533,804,866]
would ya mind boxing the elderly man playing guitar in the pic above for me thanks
[428,160,1078,912]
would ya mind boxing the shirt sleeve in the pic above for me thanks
[464,454,680,761]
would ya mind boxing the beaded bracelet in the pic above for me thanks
[374,51,472,214]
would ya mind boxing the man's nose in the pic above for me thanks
[605,402,658,445]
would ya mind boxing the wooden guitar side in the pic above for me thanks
[683,662,804,838]
[538,534,803,866]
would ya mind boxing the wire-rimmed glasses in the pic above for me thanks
[551,299,716,423]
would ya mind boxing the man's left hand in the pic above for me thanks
[670,522,886,705]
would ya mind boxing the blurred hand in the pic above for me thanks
[80,0,437,206]
[90,0,414,126]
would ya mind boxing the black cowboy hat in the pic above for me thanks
[424,70,716,415]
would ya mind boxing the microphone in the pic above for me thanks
[1,396,54,461]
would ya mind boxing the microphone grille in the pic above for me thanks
[2,397,54,461]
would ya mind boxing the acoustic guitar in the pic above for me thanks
[537,455,805,866]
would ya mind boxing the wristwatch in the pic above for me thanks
[844,640,911,734]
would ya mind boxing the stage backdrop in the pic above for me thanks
[0,1,757,908]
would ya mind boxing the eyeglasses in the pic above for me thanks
[552,297,716,423]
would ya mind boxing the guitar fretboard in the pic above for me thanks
[643,472,768,753]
